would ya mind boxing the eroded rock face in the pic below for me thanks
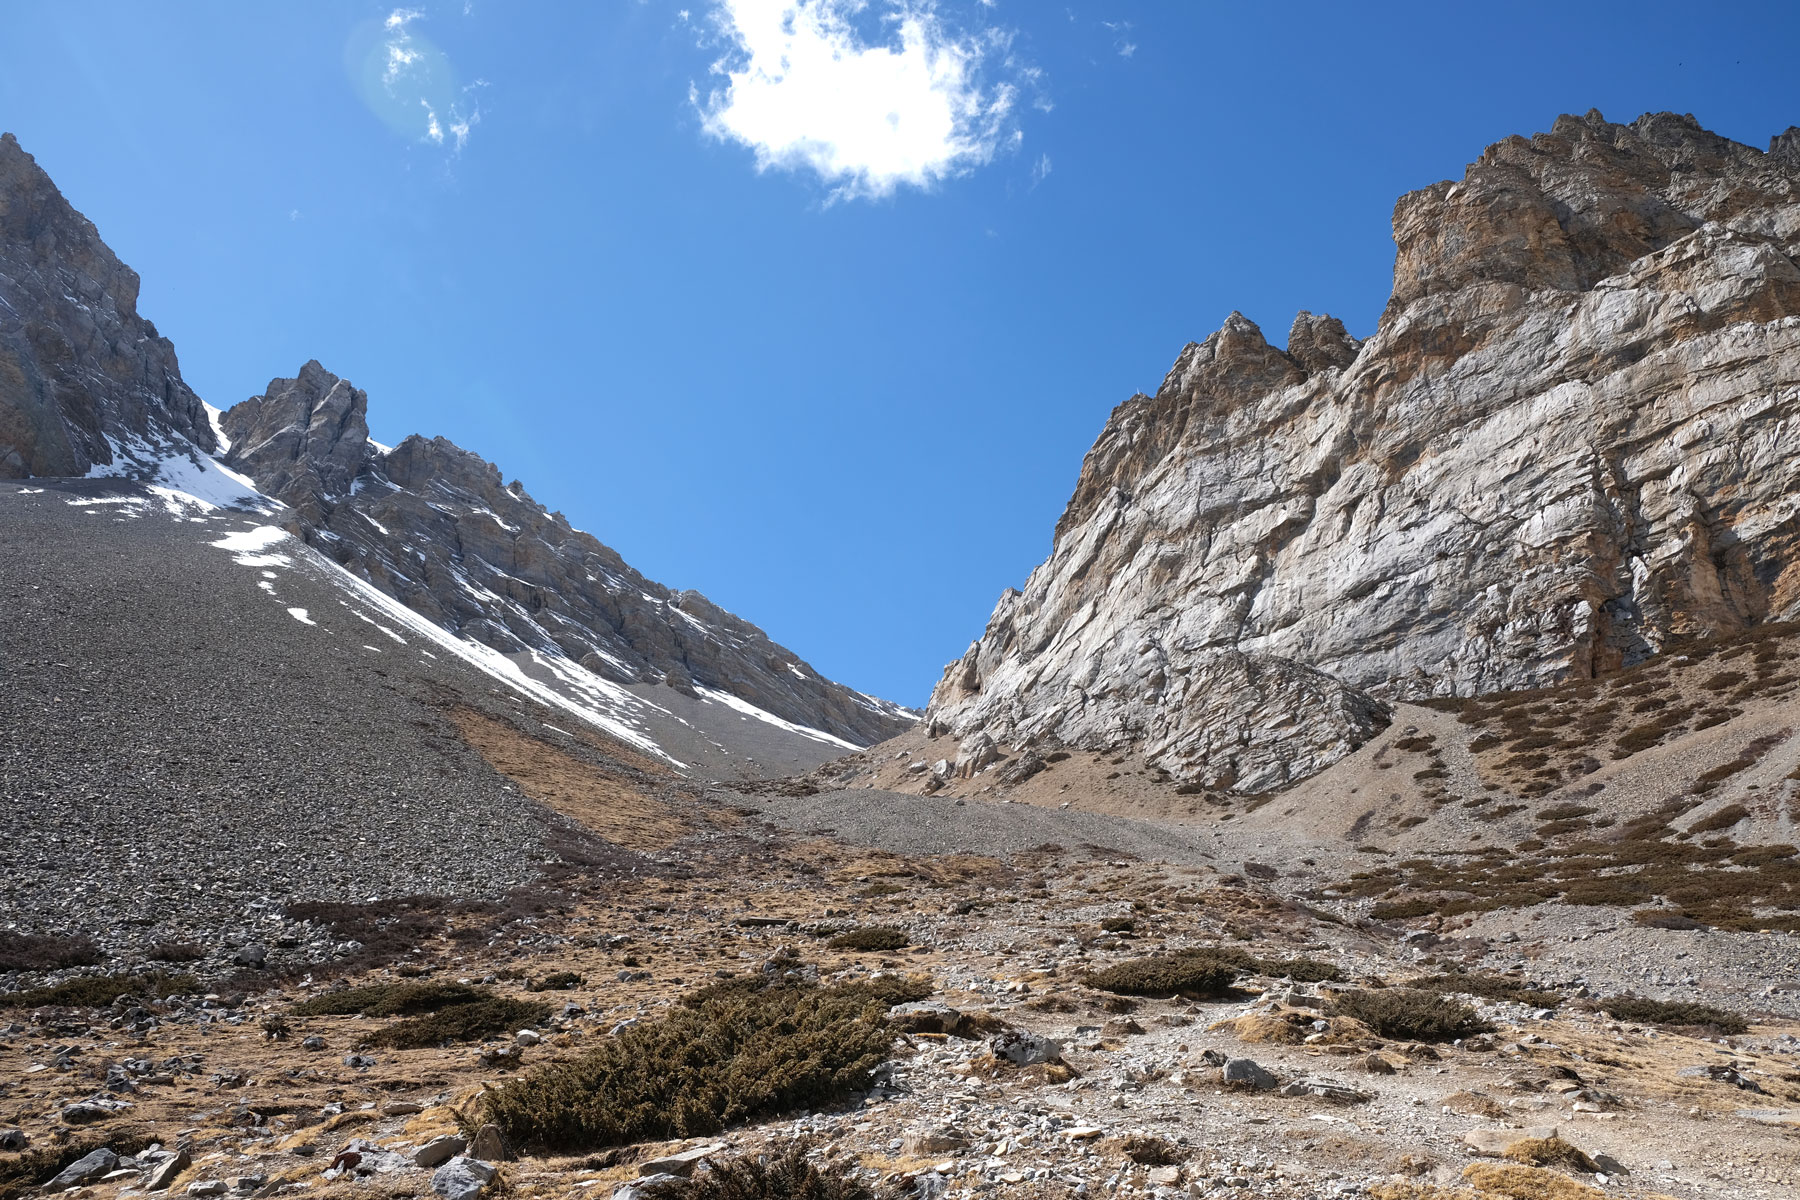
[222,366,912,748]
[930,110,1800,792]
[0,132,215,478]
[220,362,370,524]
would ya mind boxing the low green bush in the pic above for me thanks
[2,971,196,1009]
[1595,995,1747,1034]
[1084,950,1240,998]
[483,975,922,1153]
[1328,988,1491,1041]
[827,927,910,952]
[680,1142,876,1200]
[291,981,490,1017]
[368,996,552,1048]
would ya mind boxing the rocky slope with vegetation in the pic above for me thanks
[928,111,1800,794]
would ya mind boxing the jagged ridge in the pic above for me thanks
[221,361,912,748]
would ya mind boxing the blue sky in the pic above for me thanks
[4,1,1796,706]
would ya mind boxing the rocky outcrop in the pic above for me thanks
[0,132,214,478]
[930,110,1800,792]
[219,362,370,524]
[222,364,913,748]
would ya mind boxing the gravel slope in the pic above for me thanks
[0,480,640,966]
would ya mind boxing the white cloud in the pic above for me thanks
[363,7,479,154]
[1030,151,1050,185]
[695,1,1027,201]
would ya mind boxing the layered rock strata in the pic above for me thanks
[929,110,1800,792]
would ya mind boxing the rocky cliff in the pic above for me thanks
[928,110,1800,794]
[0,132,216,478]
[221,361,913,748]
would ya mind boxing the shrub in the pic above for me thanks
[1370,898,1438,920]
[1327,989,1491,1041]
[1594,995,1748,1034]
[145,941,206,963]
[528,972,585,992]
[291,981,490,1017]
[1688,804,1749,835]
[1099,917,1135,933]
[1560,876,1650,906]
[1503,1136,1599,1172]
[680,1142,876,1200]
[1084,950,1240,998]
[2,971,195,1009]
[483,976,917,1152]
[369,997,552,1048]
[0,932,102,973]
[1254,956,1342,983]
[1115,1135,1184,1165]
[1536,805,1597,822]
[827,927,910,952]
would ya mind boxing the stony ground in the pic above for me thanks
[3,794,1798,1200]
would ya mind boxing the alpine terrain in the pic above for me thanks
[5,114,1800,1200]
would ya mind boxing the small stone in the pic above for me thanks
[514,1029,541,1046]
[187,1182,229,1198]
[415,1135,468,1169]
[432,1157,497,1200]
[0,1128,24,1151]
[1362,1053,1396,1075]
[301,1036,326,1050]
[1146,1167,1182,1186]
[233,943,267,968]
[381,1100,424,1116]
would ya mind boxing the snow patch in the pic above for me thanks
[287,607,316,626]
[695,686,860,751]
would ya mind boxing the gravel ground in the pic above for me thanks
[0,481,643,970]
[739,787,1229,866]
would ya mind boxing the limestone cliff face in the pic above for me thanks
[929,110,1800,793]
[223,364,914,748]
[0,133,215,478]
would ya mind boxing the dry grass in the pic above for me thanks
[453,707,687,850]
[1502,1137,1598,1172]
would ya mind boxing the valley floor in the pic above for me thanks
[3,782,1797,1200]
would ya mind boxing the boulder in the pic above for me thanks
[414,1136,467,1169]
[46,1148,119,1189]
[1221,1058,1280,1091]
[989,1028,1061,1066]
[146,1147,193,1191]
[432,1157,497,1200]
